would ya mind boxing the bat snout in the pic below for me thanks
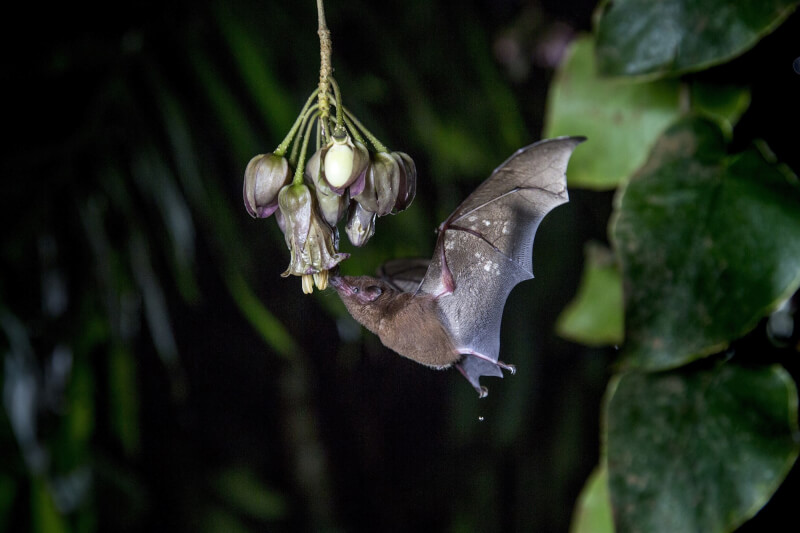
[329,275,352,295]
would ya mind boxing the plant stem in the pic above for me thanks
[293,110,321,184]
[290,104,320,168]
[343,107,388,152]
[317,0,332,122]
[341,114,365,145]
[275,88,319,156]
[329,77,345,129]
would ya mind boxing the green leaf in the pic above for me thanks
[545,36,751,190]
[605,363,800,533]
[545,35,681,190]
[612,117,800,370]
[570,466,615,533]
[690,83,751,137]
[594,0,799,77]
[213,467,287,521]
[557,242,624,346]
[31,477,67,533]
[109,346,140,456]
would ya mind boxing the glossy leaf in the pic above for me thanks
[545,35,680,190]
[605,364,800,533]
[545,36,752,190]
[570,466,615,533]
[557,242,624,346]
[613,117,800,370]
[594,0,800,77]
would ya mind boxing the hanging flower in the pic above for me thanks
[278,182,349,280]
[243,153,292,218]
[315,130,369,195]
[345,201,377,247]
[354,151,400,216]
[306,147,350,226]
[393,151,417,212]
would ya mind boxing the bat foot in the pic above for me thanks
[478,386,489,398]
[497,360,516,375]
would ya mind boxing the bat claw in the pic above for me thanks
[478,386,489,398]
[497,360,516,375]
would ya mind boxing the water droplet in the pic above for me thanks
[478,416,485,422]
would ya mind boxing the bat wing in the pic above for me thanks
[417,137,584,396]
[377,258,430,293]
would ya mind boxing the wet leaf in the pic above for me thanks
[594,0,799,77]
[605,364,800,533]
[613,117,800,370]
[557,242,624,346]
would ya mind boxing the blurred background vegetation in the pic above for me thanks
[1,0,798,532]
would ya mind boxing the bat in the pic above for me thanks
[330,137,584,397]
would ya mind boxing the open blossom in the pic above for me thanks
[278,182,348,277]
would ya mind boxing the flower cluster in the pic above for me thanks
[243,82,416,293]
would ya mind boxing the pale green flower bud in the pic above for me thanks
[307,147,350,226]
[319,131,369,195]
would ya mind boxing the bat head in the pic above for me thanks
[329,275,390,305]
[329,275,397,334]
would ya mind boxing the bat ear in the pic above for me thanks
[455,354,516,398]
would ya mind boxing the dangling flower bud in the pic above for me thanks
[307,147,350,226]
[393,152,417,212]
[319,130,369,195]
[345,201,377,247]
[354,152,400,216]
[278,183,348,279]
[243,153,292,218]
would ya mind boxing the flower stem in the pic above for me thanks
[329,77,345,129]
[293,111,321,185]
[290,104,320,168]
[275,88,319,156]
[341,114,365,145]
[343,107,388,153]
[317,0,332,122]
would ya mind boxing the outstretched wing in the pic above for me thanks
[418,137,584,395]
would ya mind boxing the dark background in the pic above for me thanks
[2,0,798,531]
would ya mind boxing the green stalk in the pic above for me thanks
[275,88,319,156]
[342,106,388,153]
[293,111,320,184]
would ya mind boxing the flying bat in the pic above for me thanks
[330,137,584,397]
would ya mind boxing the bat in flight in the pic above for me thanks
[330,137,584,397]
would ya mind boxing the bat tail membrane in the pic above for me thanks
[455,350,517,398]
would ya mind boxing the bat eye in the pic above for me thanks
[352,287,360,294]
